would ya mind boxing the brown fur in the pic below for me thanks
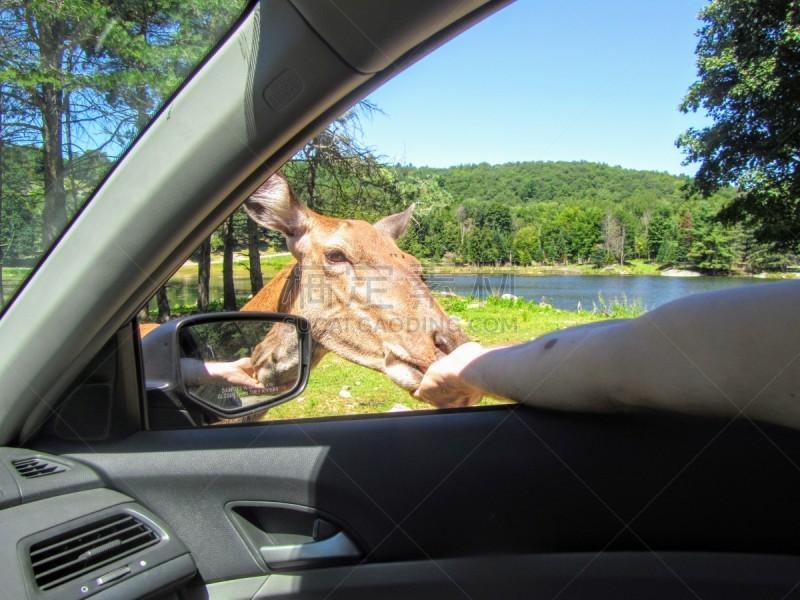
[241,260,298,313]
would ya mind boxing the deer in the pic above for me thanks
[142,172,472,410]
[240,173,469,398]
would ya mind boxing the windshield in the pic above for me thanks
[0,0,249,310]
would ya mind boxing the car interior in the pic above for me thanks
[2,1,800,599]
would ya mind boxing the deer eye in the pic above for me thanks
[324,249,348,264]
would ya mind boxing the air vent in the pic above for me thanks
[30,514,160,591]
[12,457,68,479]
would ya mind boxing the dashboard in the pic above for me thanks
[0,448,196,600]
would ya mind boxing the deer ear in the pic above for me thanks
[243,173,309,238]
[373,203,415,240]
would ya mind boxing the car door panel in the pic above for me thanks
[37,405,800,589]
[189,553,800,600]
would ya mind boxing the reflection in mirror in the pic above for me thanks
[179,320,300,412]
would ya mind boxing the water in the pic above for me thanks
[424,273,781,311]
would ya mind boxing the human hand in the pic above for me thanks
[413,342,486,408]
[204,358,266,390]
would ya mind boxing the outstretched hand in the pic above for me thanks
[413,342,487,408]
[200,358,266,390]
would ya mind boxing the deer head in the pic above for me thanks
[243,173,470,397]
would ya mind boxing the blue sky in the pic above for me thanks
[362,0,711,176]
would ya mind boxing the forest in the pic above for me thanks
[389,161,798,274]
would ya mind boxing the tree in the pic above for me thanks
[512,226,541,265]
[246,217,263,295]
[649,206,679,264]
[0,85,5,307]
[455,204,469,245]
[155,286,170,323]
[482,202,513,235]
[222,214,237,311]
[677,0,800,249]
[196,238,211,312]
[640,208,653,260]
[0,2,95,246]
[675,208,695,266]
[732,225,799,272]
[601,211,627,265]
[95,0,248,318]
[687,206,735,273]
[558,206,601,263]
[1,0,247,313]
[283,101,397,218]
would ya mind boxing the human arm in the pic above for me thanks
[415,281,800,428]
[181,357,265,390]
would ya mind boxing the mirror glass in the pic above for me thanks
[178,319,300,412]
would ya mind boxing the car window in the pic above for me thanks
[0,1,249,312]
[137,1,798,428]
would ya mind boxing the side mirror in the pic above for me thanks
[142,312,311,425]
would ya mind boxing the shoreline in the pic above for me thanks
[421,264,800,280]
[3,258,799,290]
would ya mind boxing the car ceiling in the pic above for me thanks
[0,0,513,444]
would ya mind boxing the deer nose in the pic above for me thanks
[433,328,466,359]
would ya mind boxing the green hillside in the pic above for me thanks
[387,161,792,274]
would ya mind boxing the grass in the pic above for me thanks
[421,259,665,277]
[267,354,435,419]
[625,259,661,275]
[173,253,293,279]
[585,292,646,319]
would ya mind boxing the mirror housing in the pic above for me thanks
[142,312,311,424]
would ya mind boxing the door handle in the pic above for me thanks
[259,530,361,569]
[226,501,363,570]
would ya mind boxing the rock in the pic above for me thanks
[387,404,412,412]
[466,301,485,309]
[661,269,701,277]
[501,293,519,301]
[338,389,352,399]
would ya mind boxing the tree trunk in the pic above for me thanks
[197,238,211,312]
[156,286,170,323]
[37,16,68,248]
[0,99,4,308]
[247,218,263,295]
[222,214,237,311]
[64,92,80,217]
[306,150,318,210]
[40,81,67,248]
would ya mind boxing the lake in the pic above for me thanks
[424,273,780,310]
[155,269,783,312]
